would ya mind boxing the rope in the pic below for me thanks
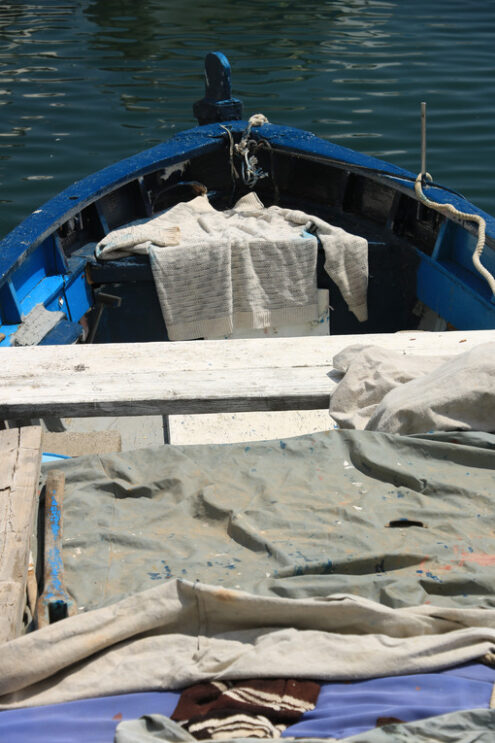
[415,172,495,297]
[220,124,239,184]
[235,113,269,187]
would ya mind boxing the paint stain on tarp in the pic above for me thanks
[462,552,495,567]
[425,571,442,582]
[148,560,172,581]
[452,545,495,568]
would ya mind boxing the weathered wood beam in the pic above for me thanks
[0,331,492,419]
[0,426,42,643]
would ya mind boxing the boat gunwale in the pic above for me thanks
[2,120,495,287]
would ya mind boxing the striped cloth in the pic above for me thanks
[96,192,368,340]
[171,679,320,739]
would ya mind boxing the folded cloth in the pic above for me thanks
[149,194,320,340]
[367,342,495,434]
[329,344,451,430]
[171,679,320,739]
[95,193,368,340]
[95,219,180,260]
[329,342,495,435]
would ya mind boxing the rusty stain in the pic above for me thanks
[113,713,123,721]
[461,552,495,567]
[459,339,467,343]
[417,557,429,572]
[215,587,239,602]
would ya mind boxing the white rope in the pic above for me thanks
[415,172,495,297]
[235,114,269,188]
[247,113,269,129]
[220,124,239,183]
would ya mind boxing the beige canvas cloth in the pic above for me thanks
[95,194,368,340]
[330,342,495,434]
[2,579,495,710]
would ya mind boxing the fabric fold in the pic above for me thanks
[95,194,368,340]
[3,580,495,710]
[329,342,495,434]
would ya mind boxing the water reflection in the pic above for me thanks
[0,0,494,237]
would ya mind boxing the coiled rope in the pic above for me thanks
[234,113,269,187]
[415,172,495,297]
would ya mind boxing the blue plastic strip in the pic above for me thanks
[41,453,71,463]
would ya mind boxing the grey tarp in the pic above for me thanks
[1,430,495,715]
[114,708,495,743]
[51,429,495,612]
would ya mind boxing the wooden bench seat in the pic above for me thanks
[0,330,492,421]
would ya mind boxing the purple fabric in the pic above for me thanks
[283,662,495,740]
[0,690,180,743]
[1,663,493,742]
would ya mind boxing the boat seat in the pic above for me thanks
[86,241,388,287]
[88,253,153,284]
[39,319,84,345]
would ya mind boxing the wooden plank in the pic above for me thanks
[0,426,42,643]
[37,470,77,628]
[0,331,492,419]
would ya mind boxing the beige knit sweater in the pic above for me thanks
[96,193,368,340]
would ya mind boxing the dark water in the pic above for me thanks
[1,0,494,238]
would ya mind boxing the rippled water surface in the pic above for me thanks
[1,0,494,236]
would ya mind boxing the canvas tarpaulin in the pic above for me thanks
[47,429,495,612]
[4,578,495,710]
[0,430,495,713]
[114,707,495,743]
[329,343,495,434]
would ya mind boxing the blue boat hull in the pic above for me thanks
[0,117,494,346]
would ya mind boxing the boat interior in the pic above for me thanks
[64,143,495,342]
[1,131,495,351]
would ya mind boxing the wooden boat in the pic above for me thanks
[0,52,494,351]
[1,54,495,743]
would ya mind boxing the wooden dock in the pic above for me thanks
[0,329,493,635]
[0,426,42,643]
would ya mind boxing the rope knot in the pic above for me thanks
[233,113,270,188]
[248,114,269,128]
